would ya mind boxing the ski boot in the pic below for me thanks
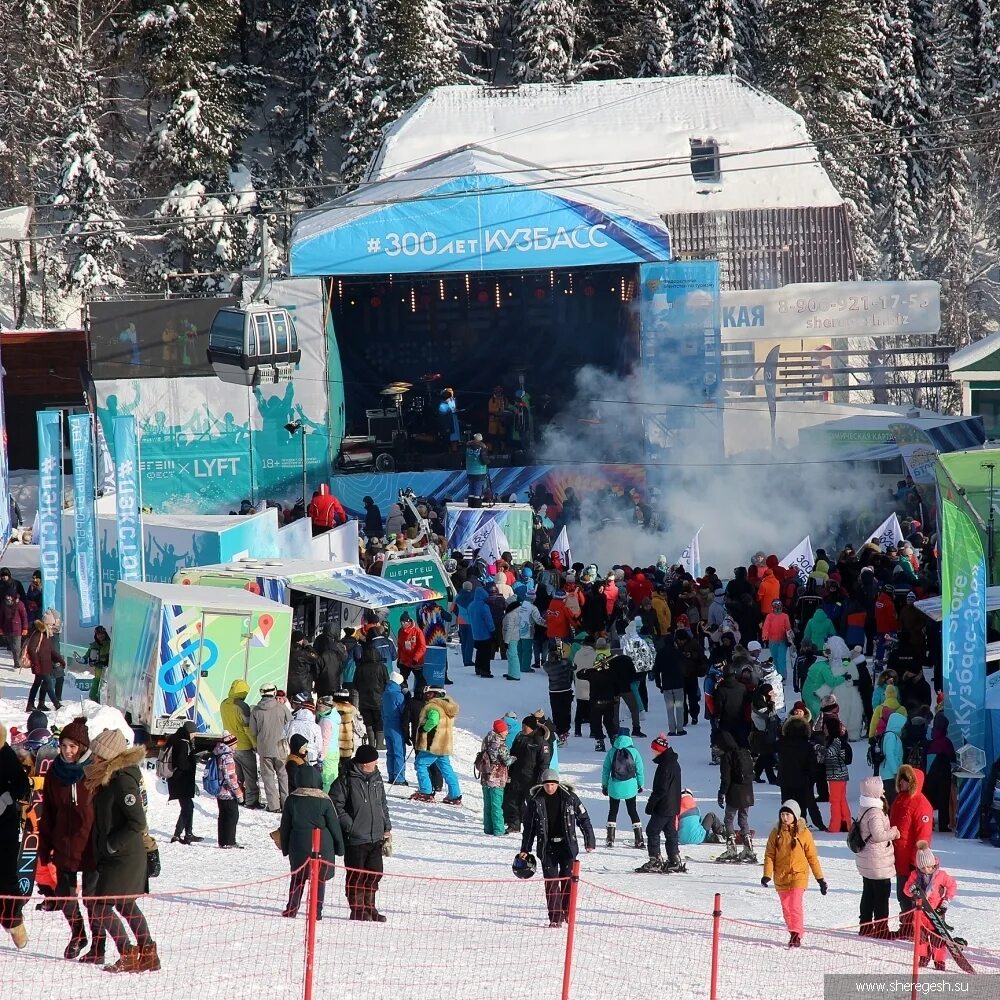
[715,837,739,862]
[631,823,645,849]
[605,823,615,848]
[635,857,664,873]
[442,795,463,806]
[595,739,606,753]
[662,857,688,874]
[409,791,436,802]
[738,836,758,864]
[557,733,568,748]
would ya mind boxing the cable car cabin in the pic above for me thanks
[207,305,302,385]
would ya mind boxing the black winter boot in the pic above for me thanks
[605,823,615,848]
[632,823,645,849]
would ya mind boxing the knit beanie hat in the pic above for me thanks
[915,840,937,869]
[779,799,801,820]
[493,719,508,735]
[651,733,670,755]
[355,745,379,765]
[221,730,238,746]
[860,776,884,799]
[59,717,91,749]
[289,734,309,755]
[821,693,838,709]
[260,683,277,697]
[90,728,129,761]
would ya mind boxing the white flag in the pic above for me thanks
[863,512,903,551]
[781,535,815,581]
[679,527,702,578]
[477,518,511,566]
[553,525,572,568]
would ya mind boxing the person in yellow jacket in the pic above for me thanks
[761,799,827,948]
[650,590,672,636]
[220,679,260,808]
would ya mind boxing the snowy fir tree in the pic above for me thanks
[592,0,675,77]
[673,0,762,80]
[512,0,588,82]
[51,105,134,294]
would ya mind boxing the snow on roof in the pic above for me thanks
[949,330,1000,373]
[368,77,844,214]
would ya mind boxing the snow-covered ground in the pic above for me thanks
[1,645,999,998]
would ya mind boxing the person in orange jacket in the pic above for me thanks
[397,612,427,693]
[756,569,781,618]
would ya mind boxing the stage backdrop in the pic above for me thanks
[445,504,534,564]
[91,279,342,513]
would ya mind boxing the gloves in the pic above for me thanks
[382,833,393,857]
[717,792,725,809]
[760,876,770,887]
[601,787,608,797]
[818,879,828,896]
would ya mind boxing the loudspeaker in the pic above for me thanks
[467,495,483,508]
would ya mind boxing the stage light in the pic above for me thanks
[465,274,471,295]
[410,288,417,312]
[370,295,382,308]
[495,282,502,308]
[477,290,490,304]
[534,287,547,300]
[439,279,445,300]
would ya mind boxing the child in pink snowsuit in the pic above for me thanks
[904,841,958,970]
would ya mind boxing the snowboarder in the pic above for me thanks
[903,841,958,969]
[331,745,391,921]
[412,688,462,804]
[0,721,31,949]
[601,728,645,849]
[761,800,827,948]
[636,733,684,873]
[518,769,595,927]
[716,731,755,862]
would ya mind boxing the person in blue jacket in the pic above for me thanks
[502,710,521,750]
[454,582,476,667]
[880,711,906,805]
[382,672,409,785]
[468,587,498,678]
[678,788,725,845]
[601,729,646,849]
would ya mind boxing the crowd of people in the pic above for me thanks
[0,505,979,969]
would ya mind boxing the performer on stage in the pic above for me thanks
[438,388,460,451]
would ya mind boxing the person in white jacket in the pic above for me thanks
[502,599,523,680]
[854,775,899,939]
[757,651,785,714]
[284,693,322,767]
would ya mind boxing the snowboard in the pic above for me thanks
[912,890,975,975]
[16,740,59,897]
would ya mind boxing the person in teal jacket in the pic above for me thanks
[879,711,906,797]
[678,789,726,845]
[802,608,836,651]
[502,711,521,750]
[802,654,847,719]
[600,729,646,848]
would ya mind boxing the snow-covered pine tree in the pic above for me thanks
[673,0,762,80]
[955,0,1000,108]
[872,0,923,280]
[590,0,675,77]
[448,0,507,81]
[763,0,883,276]
[511,0,617,82]
[52,105,135,294]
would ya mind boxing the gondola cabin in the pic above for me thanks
[207,305,302,385]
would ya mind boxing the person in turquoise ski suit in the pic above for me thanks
[503,712,521,750]
[382,672,409,785]
[600,730,646,845]
[802,608,836,652]
[879,711,906,790]
[802,655,847,720]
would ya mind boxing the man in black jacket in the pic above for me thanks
[776,715,825,830]
[577,641,619,751]
[313,626,345,699]
[637,733,683,873]
[504,717,550,831]
[353,635,388,750]
[518,769,595,927]
[714,664,750,747]
[330,745,391,921]
[286,632,319,701]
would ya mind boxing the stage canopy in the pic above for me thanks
[290,147,673,276]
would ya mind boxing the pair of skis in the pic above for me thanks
[911,888,975,975]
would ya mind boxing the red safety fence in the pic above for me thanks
[2,838,997,1000]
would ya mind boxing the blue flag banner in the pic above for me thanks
[36,411,64,619]
[69,413,101,627]
[113,415,143,582]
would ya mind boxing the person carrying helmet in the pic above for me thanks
[517,768,595,927]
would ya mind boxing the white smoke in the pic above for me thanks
[536,364,888,574]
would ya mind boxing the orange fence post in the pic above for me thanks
[710,893,722,1000]
[560,860,582,1000]
[304,827,322,1000]
[910,908,923,1000]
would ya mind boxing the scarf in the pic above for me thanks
[52,749,91,785]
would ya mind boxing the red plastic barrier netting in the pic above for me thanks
[572,879,715,1000]
[310,864,566,999]
[0,874,304,1000]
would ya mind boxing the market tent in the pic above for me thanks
[290,146,673,276]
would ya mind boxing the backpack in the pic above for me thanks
[474,737,491,780]
[867,734,886,771]
[611,746,637,781]
[847,807,876,854]
[155,743,175,781]
[202,755,223,796]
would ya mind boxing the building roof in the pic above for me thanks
[367,77,844,215]
[949,331,1000,376]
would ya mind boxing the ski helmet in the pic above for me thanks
[512,853,537,879]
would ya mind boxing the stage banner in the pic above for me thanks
[861,512,903,551]
[0,339,11,552]
[445,504,533,564]
[113,415,144,582]
[678,527,702,578]
[36,411,64,619]
[940,498,987,756]
[781,535,815,581]
[69,413,101,628]
[478,519,511,566]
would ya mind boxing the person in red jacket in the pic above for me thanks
[307,484,348,532]
[37,717,102,960]
[397,611,427,693]
[0,592,29,668]
[888,764,933,939]
[874,585,899,664]
[545,590,575,643]
[903,841,958,970]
